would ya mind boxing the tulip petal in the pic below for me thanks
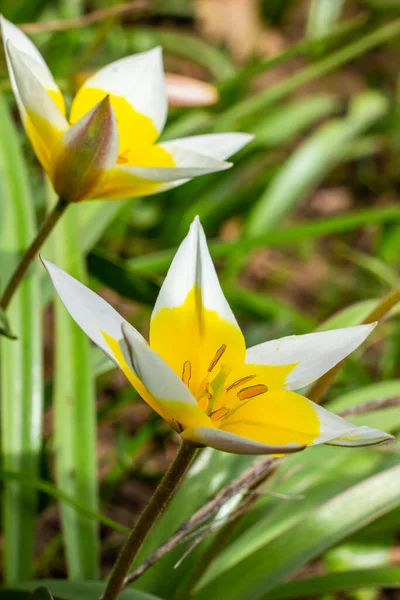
[42,257,211,429]
[96,146,232,200]
[181,427,305,455]
[149,217,246,396]
[70,47,167,154]
[42,257,132,362]
[217,389,392,449]
[245,324,376,390]
[121,324,212,430]
[0,17,66,117]
[5,41,68,172]
[52,96,119,201]
[161,132,254,161]
[311,402,394,447]
[128,132,254,195]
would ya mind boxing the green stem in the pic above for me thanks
[101,442,198,600]
[0,196,69,311]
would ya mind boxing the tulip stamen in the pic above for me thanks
[237,384,268,401]
[210,407,229,422]
[182,360,192,387]
[226,374,256,391]
[208,344,227,372]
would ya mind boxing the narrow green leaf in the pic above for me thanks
[249,95,338,148]
[217,19,400,129]
[307,0,347,40]
[134,450,253,597]
[0,307,16,339]
[87,250,158,305]
[130,28,236,80]
[246,91,388,238]
[128,206,400,276]
[78,200,130,254]
[0,94,43,582]
[47,185,99,578]
[193,464,400,600]
[16,581,162,600]
[266,567,400,600]
[0,467,129,535]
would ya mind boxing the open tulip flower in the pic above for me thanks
[42,218,393,455]
[1,18,252,203]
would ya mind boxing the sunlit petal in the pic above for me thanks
[96,146,232,200]
[42,257,211,429]
[134,133,253,194]
[150,217,246,395]
[122,324,212,430]
[311,401,394,446]
[161,132,254,161]
[217,388,393,449]
[245,324,376,390]
[181,427,305,455]
[70,47,167,153]
[5,42,68,172]
[0,16,66,118]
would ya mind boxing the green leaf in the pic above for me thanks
[128,206,400,276]
[245,91,388,238]
[217,19,400,129]
[46,184,99,578]
[87,250,158,305]
[0,94,43,582]
[16,581,163,600]
[306,0,347,41]
[134,450,253,597]
[0,307,16,339]
[0,467,129,536]
[193,463,400,600]
[266,567,400,600]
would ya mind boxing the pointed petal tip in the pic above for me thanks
[238,132,256,143]
[326,425,395,448]
[191,215,202,229]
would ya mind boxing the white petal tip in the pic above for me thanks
[181,427,306,455]
[326,426,395,447]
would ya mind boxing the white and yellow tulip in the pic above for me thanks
[1,17,252,203]
[42,218,393,455]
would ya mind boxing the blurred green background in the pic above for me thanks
[0,0,400,599]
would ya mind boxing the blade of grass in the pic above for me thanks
[266,567,400,600]
[193,463,400,600]
[127,205,400,275]
[245,91,388,237]
[306,0,346,40]
[129,28,236,81]
[0,94,43,583]
[17,581,163,600]
[216,18,400,129]
[47,184,99,579]
[219,15,367,94]
[0,467,129,535]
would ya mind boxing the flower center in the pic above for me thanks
[181,345,269,426]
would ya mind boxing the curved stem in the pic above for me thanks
[101,442,198,600]
[0,197,69,311]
